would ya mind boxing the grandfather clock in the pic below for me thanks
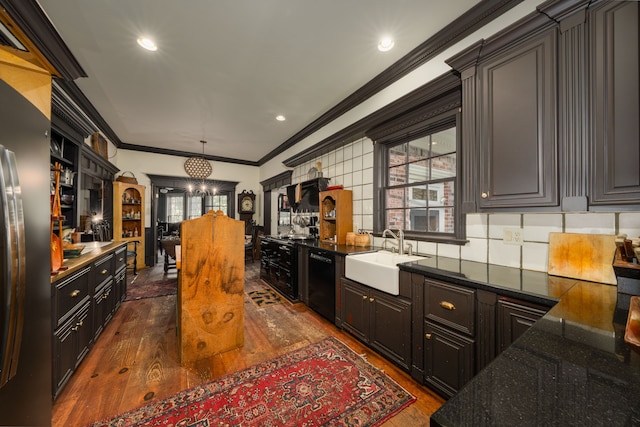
[237,190,256,233]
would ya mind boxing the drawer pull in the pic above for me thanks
[70,290,80,298]
[362,295,367,300]
[369,297,375,303]
[118,257,124,262]
[425,333,432,340]
[440,301,456,310]
[101,269,108,275]
[72,320,83,331]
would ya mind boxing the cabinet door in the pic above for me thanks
[478,28,558,208]
[74,302,93,367]
[497,299,546,354]
[53,301,92,398]
[590,1,640,205]
[340,280,369,342]
[424,321,474,398]
[369,290,411,370]
[53,317,76,397]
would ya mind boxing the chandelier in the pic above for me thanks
[184,140,212,179]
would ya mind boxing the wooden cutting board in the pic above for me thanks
[548,232,617,285]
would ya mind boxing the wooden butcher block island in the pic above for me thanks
[177,210,245,363]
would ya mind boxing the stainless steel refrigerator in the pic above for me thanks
[0,79,53,425]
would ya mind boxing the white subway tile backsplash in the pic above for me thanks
[353,199,362,215]
[438,242,460,258]
[352,155,363,171]
[362,199,374,215]
[352,169,363,186]
[565,213,615,235]
[344,158,353,174]
[619,212,640,238]
[523,213,562,242]
[353,139,363,157]
[488,239,521,268]
[361,214,373,231]
[291,144,637,276]
[363,152,373,169]
[352,185,363,201]
[522,242,548,272]
[488,214,521,239]
[461,238,488,263]
[363,139,373,154]
[466,214,488,239]
[362,183,373,199]
[417,240,437,255]
[363,168,373,185]
[343,143,352,159]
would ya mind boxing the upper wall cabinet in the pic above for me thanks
[476,27,558,209]
[448,14,559,212]
[449,0,640,213]
[589,0,640,206]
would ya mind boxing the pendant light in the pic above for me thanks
[184,140,212,179]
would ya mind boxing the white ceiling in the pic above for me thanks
[38,0,479,163]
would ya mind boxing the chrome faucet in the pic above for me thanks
[382,228,405,255]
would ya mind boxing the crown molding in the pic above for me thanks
[0,0,86,79]
[261,0,524,165]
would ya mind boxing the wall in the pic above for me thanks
[290,138,640,274]
[110,149,261,224]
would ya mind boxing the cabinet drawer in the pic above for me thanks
[114,246,127,272]
[94,253,114,281]
[54,266,91,327]
[426,280,475,336]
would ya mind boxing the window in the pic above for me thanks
[375,112,461,241]
[166,193,184,223]
[187,196,202,219]
[205,194,229,216]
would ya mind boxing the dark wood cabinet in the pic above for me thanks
[52,244,126,398]
[477,26,558,209]
[449,2,640,212]
[424,320,474,398]
[340,278,412,370]
[497,298,546,353]
[589,0,640,206]
[53,300,92,399]
[423,279,476,398]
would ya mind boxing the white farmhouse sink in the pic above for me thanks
[345,250,426,295]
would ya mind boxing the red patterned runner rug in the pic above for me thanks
[88,337,416,426]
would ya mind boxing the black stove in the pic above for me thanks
[260,236,300,301]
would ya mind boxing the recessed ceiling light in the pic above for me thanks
[137,36,158,51]
[276,115,286,121]
[377,37,394,52]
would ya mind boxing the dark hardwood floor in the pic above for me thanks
[52,256,444,426]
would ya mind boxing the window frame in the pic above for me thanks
[373,109,466,243]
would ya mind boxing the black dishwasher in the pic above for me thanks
[308,249,336,322]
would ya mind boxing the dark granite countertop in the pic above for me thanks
[398,256,578,307]
[263,235,378,256]
[401,257,640,426]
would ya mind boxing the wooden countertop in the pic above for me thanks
[50,241,128,283]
